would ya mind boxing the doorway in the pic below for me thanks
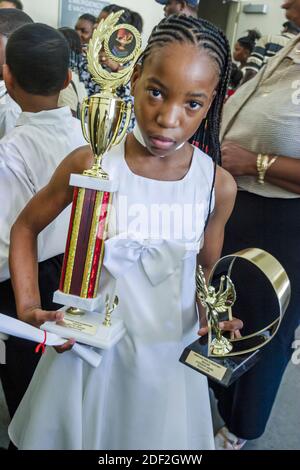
[198,0,241,48]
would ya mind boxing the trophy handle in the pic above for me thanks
[81,97,90,144]
[112,102,133,147]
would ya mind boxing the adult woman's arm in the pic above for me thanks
[222,141,300,194]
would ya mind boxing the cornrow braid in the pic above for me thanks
[141,14,232,166]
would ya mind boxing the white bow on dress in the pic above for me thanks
[104,233,193,286]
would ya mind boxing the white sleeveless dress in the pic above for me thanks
[9,141,215,450]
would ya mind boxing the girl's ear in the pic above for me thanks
[131,63,142,96]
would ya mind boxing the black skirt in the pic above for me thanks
[210,191,300,439]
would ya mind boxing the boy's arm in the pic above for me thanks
[197,166,243,336]
[9,145,93,327]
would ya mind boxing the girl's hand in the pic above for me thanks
[19,307,76,353]
[221,141,257,177]
[198,317,243,339]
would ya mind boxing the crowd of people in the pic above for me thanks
[0,0,299,452]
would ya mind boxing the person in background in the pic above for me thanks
[58,27,87,118]
[129,10,143,33]
[213,0,300,450]
[96,3,123,25]
[98,6,143,132]
[75,13,99,97]
[78,7,143,96]
[98,7,143,73]
[0,8,32,138]
[282,19,300,35]
[97,5,143,35]
[155,0,199,18]
[242,19,300,84]
[0,23,86,421]
[0,0,23,10]
[75,13,97,47]
[283,0,300,25]
[225,63,243,100]
[78,6,141,133]
[233,29,261,72]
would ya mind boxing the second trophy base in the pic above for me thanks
[41,307,126,349]
[180,337,260,387]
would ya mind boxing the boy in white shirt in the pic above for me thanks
[0,8,33,138]
[0,23,86,419]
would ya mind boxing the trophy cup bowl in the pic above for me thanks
[81,93,131,180]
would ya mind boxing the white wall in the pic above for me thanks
[237,0,286,38]
[21,0,287,46]
[22,0,164,43]
[22,0,60,28]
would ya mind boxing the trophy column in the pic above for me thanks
[56,176,116,309]
[43,172,124,349]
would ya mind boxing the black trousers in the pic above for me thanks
[210,192,300,440]
[0,255,63,418]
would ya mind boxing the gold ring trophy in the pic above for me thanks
[42,12,142,348]
[180,249,291,386]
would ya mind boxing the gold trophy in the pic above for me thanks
[180,248,291,386]
[41,12,142,348]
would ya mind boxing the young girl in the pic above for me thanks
[8,15,241,450]
[233,29,261,71]
[58,27,87,118]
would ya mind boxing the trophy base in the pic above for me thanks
[53,290,106,313]
[180,337,260,387]
[41,307,126,349]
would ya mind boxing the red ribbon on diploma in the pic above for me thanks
[35,331,47,354]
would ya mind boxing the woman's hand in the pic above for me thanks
[198,316,243,339]
[19,307,76,353]
[221,141,257,177]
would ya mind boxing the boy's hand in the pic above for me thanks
[198,317,243,339]
[19,307,76,353]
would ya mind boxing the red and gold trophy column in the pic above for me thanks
[41,12,142,348]
[59,173,115,303]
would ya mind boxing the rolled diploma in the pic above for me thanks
[0,313,102,367]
